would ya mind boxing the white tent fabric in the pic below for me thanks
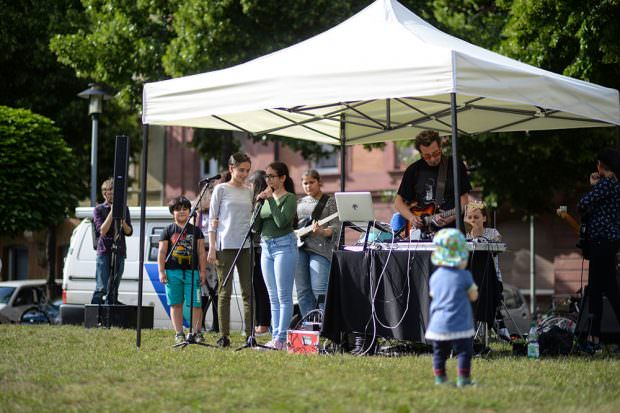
[143,0,620,145]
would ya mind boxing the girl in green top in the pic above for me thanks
[254,162,299,350]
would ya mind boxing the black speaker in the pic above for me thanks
[84,304,153,329]
[112,135,129,220]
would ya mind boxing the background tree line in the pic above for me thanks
[1,0,620,241]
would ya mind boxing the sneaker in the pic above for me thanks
[434,376,449,385]
[174,333,185,345]
[217,336,231,348]
[456,377,476,388]
[273,339,286,351]
[194,332,205,344]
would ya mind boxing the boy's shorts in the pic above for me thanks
[165,269,202,307]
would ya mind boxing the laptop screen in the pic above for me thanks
[334,192,374,222]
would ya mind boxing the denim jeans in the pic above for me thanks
[432,337,473,378]
[91,254,125,304]
[261,232,298,342]
[295,249,330,317]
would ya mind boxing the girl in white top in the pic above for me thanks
[207,153,253,347]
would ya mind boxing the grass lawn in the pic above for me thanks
[1,325,620,413]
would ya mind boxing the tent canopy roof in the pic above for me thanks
[142,0,620,145]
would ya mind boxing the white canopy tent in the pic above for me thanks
[143,0,620,145]
[134,0,620,345]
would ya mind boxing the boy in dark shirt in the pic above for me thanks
[158,196,207,344]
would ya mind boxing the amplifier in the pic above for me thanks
[287,330,320,354]
[84,304,154,329]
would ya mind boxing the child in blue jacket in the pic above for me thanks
[425,228,479,387]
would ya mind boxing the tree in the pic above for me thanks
[0,0,89,197]
[0,0,142,200]
[501,0,620,91]
[0,106,83,295]
[430,0,511,50]
[428,0,619,215]
[52,0,425,163]
[458,129,614,215]
[0,106,82,234]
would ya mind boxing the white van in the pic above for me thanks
[61,207,247,331]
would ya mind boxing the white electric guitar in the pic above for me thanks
[294,212,339,247]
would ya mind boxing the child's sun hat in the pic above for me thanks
[431,228,469,267]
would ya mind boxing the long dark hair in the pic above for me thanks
[268,161,295,193]
[249,170,267,205]
[228,152,251,167]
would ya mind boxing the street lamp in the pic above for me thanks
[78,83,113,207]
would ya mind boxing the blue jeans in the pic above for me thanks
[432,337,473,378]
[91,254,126,304]
[295,249,331,317]
[261,232,298,342]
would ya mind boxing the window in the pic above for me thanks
[312,144,339,174]
[394,141,416,169]
[200,158,219,181]
[7,246,28,280]
[148,227,165,262]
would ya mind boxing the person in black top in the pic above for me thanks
[577,148,620,352]
[158,196,207,345]
[394,130,471,232]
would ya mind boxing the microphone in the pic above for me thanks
[199,174,221,184]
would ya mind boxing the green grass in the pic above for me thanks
[1,325,620,413]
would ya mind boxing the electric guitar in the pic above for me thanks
[556,205,590,259]
[294,212,339,247]
[407,203,456,233]
[556,206,580,235]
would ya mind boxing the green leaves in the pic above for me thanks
[0,106,82,235]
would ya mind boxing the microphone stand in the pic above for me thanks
[218,199,274,351]
[169,179,218,349]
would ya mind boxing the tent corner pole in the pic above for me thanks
[450,93,463,232]
[340,114,346,192]
[136,123,149,350]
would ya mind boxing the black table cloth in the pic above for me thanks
[321,248,498,344]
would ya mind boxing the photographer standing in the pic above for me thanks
[577,148,620,352]
[91,178,133,304]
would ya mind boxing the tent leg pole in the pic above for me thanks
[340,114,346,192]
[136,124,149,350]
[530,214,536,316]
[450,93,463,232]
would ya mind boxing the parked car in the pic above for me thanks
[0,279,62,324]
[500,283,530,336]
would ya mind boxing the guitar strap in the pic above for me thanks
[434,156,449,208]
[311,194,330,222]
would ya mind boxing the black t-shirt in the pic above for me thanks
[159,223,204,270]
[397,157,471,210]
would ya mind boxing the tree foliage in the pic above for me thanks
[430,0,511,50]
[501,0,620,90]
[32,0,620,214]
[0,0,90,197]
[434,0,620,214]
[0,106,82,234]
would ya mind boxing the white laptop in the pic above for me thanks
[335,192,375,222]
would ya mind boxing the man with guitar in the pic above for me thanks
[394,130,471,236]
